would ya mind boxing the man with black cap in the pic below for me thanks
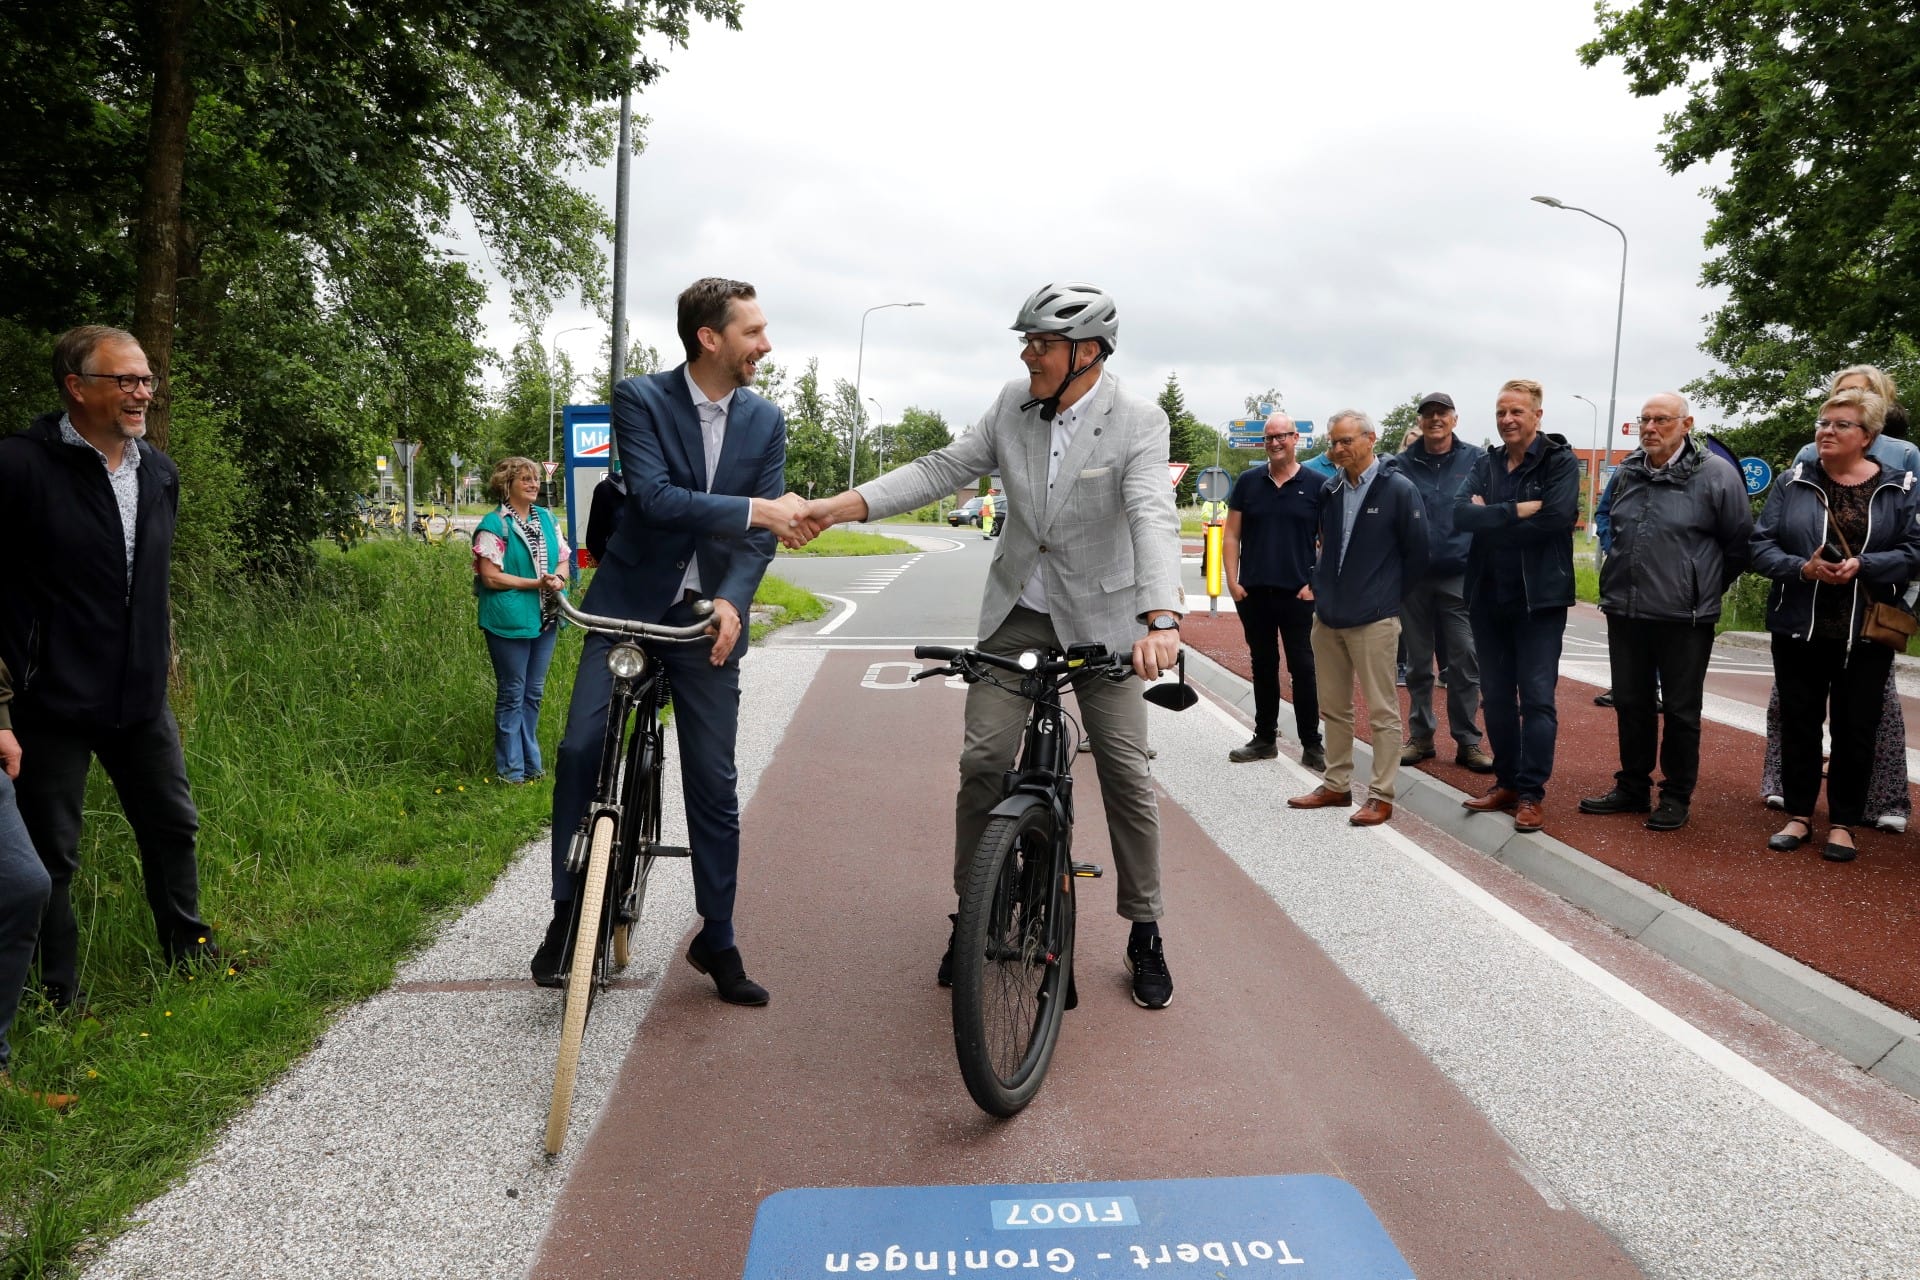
[1382,393,1491,773]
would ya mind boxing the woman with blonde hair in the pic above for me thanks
[472,456,571,783]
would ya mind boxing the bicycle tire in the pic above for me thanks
[545,811,615,1156]
[951,804,1073,1116]
[421,512,451,538]
[612,735,661,970]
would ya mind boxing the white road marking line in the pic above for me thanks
[814,593,858,636]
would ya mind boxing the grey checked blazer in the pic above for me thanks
[857,373,1183,656]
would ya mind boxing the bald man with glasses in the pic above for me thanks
[1222,412,1327,769]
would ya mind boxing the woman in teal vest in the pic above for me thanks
[473,457,571,783]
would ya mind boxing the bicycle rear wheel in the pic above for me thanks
[611,733,662,970]
[951,804,1073,1116]
[545,811,615,1156]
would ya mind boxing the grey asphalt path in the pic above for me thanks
[83,649,827,1280]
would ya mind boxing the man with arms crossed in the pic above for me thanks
[0,326,217,1013]
[1221,411,1326,770]
[1579,393,1751,831]
[1454,379,1580,834]
[536,279,808,1006]
[801,282,1184,1009]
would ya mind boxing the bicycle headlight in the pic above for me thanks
[607,643,647,680]
[1017,650,1041,671]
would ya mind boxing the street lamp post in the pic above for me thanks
[868,396,886,472]
[850,301,923,490]
[1572,393,1602,554]
[546,322,594,508]
[1532,194,1627,525]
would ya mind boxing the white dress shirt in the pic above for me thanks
[1017,370,1104,614]
[680,367,740,598]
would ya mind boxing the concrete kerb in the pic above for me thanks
[1179,644,1920,1101]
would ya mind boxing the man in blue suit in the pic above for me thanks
[534,278,808,1005]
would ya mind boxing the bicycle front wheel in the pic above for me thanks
[951,804,1073,1117]
[545,811,615,1156]
[611,734,662,970]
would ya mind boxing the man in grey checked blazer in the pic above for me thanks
[801,282,1185,1009]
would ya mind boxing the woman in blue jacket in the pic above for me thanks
[473,457,571,783]
[1750,389,1920,861]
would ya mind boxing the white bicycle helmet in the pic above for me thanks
[1010,282,1119,354]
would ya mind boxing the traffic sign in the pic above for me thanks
[1740,456,1773,495]
[542,460,559,479]
[1195,466,1232,503]
[1167,462,1190,488]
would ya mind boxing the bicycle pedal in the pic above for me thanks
[1070,862,1103,879]
[650,843,692,859]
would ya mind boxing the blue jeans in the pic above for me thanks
[0,770,52,1068]
[1471,603,1567,802]
[484,626,559,782]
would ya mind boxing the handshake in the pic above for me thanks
[754,492,851,549]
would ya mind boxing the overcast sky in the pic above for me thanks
[459,0,1733,455]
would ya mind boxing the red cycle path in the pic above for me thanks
[531,651,1637,1279]
[1180,611,1920,1020]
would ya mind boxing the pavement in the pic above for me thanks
[1175,603,1920,1099]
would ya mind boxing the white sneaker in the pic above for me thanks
[1764,794,1785,810]
[1873,813,1908,834]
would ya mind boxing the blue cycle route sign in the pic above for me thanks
[740,1173,1412,1279]
[1740,456,1773,495]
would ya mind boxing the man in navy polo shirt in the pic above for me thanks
[1221,411,1326,770]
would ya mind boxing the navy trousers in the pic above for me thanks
[1471,603,1567,802]
[550,598,743,931]
[0,771,50,1067]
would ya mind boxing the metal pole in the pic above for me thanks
[850,301,924,491]
[610,0,634,428]
[1532,195,1628,513]
[868,396,885,472]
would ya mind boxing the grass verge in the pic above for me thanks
[0,542,817,1278]
[775,527,917,557]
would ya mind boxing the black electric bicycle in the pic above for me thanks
[544,593,713,1156]
[912,642,1197,1117]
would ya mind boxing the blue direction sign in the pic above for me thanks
[741,1174,1412,1279]
[1229,418,1316,448]
[1740,456,1773,495]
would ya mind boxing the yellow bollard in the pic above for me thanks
[1204,521,1224,600]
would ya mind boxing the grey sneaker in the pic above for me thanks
[1125,937,1173,1009]
[1229,737,1278,763]
[1399,738,1437,766]
[1454,744,1495,773]
[1301,744,1326,772]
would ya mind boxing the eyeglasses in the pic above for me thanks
[1263,432,1297,442]
[1814,417,1863,433]
[1635,414,1681,427]
[79,372,160,393]
[1018,335,1072,354]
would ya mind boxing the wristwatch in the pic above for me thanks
[1148,614,1180,633]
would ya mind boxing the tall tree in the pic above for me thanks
[887,407,953,470]
[1582,1,1920,446]
[1243,388,1285,416]
[782,358,840,498]
[1380,395,1424,452]
[1157,373,1202,504]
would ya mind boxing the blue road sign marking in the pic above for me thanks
[742,1174,1413,1278]
[1740,456,1773,495]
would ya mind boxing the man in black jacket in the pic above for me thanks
[1453,379,1580,834]
[1383,393,1493,773]
[1579,393,1752,831]
[1286,410,1428,827]
[0,326,215,1009]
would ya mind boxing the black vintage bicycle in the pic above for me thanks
[543,593,713,1156]
[911,642,1196,1116]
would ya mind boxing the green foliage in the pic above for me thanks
[782,358,843,498]
[1582,1,1920,427]
[775,529,917,558]
[163,372,244,580]
[1380,394,1423,451]
[886,407,953,469]
[1157,373,1205,504]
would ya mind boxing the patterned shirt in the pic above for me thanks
[60,413,140,599]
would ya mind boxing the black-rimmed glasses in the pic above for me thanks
[1814,417,1864,433]
[79,372,160,393]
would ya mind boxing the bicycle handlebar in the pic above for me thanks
[554,593,716,644]
[911,643,1128,682]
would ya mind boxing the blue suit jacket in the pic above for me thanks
[584,365,787,630]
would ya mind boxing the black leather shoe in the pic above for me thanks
[1645,798,1690,831]
[1767,818,1812,853]
[530,904,576,988]
[1578,788,1651,815]
[1228,737,1278,763]
[686,938,770,1006]
[936,913,958,987]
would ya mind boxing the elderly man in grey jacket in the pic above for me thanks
[799,282,1184,1010]
[1578,392,1753,831]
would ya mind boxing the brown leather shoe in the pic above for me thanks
[1513,799,1546,832]
[1349,799,1393,826]
[1462,785,1520,813]
[1287,785,1355,809]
